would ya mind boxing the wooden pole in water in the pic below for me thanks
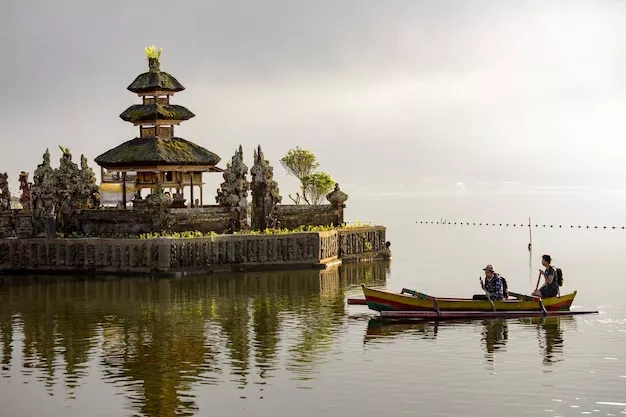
[528,216,533,283]
[528,217,532,250]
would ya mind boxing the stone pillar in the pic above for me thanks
[157,237,171,271]
[326,184,348,226]
[44,214,57,238]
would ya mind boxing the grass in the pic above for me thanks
[54,222,374,240]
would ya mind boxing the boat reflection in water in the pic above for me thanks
[364,315,572,366]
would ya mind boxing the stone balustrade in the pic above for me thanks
[0,226,388,276]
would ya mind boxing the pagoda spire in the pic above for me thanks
[120,46,194,140]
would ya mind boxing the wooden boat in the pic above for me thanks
[379,309,597,320]
[361,285,577,313]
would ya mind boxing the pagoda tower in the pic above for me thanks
[95,46,222,208]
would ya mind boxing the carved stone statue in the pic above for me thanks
[79,154,100,208]
[145,175,173,207]
[32,149,56,219]
[326,183,348,207]
[53,146,81,232]
[326,183,348,226]
[18,171,33,211]
[216,145,250,232]
[250,145,282,230]
[0,172,11,211]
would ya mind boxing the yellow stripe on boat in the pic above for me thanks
[362,286,577,312]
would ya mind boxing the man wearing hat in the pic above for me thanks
[479,264,505,300]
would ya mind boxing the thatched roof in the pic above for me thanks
[120,104,195,123]
[95,137,221,169]
[127,71,185,94]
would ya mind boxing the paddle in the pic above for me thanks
[508,291,538,301]
[537,296,547,316]
[480,277,497,312]
[508,291,547,315]
[535,270,542,291]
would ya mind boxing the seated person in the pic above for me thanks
[532,254,559,299]
[474,264,504,301]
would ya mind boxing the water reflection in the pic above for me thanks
[517,316,572,365]
[365,318,439,343]
[481,319,509,363]
[363,315,571,366]
[0,260,389,417]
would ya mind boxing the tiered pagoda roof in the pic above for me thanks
[95,46,221,171]
[95,137,220,169]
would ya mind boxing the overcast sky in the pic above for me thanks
[1,0,626,195]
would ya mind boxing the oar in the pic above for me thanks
[508,291,536,301]
[401,288,434,300]
[509,291,547,315]
[480,277,497,312]
[537,296,547,316]
[534,270,542,291]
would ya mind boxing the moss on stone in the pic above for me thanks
[127,71,184,93]
[95,137,221,168]
[120,104,195,123]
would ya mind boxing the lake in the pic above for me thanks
[1,191,625,417]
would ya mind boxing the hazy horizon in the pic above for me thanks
[2,0,626,197]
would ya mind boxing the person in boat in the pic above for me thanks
[476,264,505,301]
[532,254,559,299]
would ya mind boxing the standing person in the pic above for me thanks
[532,254,559,298]
[478,264,504,301]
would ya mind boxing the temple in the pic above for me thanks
[95,46,222,208]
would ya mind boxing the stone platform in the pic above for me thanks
[0,226,390,277]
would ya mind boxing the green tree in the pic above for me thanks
[280,147,319,179]
[280,147,334,205]
[301,172,335,205]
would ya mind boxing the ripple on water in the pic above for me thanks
[1,263,625,417]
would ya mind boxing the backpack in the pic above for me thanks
[554,267,564,286]
[499,275,509,297]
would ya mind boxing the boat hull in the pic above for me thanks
[362,286,577,312]
[380,309,595,320]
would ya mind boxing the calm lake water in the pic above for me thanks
[1,192,626,417]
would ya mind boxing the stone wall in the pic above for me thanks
[319,231,339,262]
[166,207,231,234]
[14,212,34,238]
[79,209,158,236]
[275,204,342,229]
[0,211,34,238]
[167,232,321,272]
[79,206,232,236]
[0,226,388,276]
[4,205,346,238]
[0,212,12,238]
[337,226,388,261]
